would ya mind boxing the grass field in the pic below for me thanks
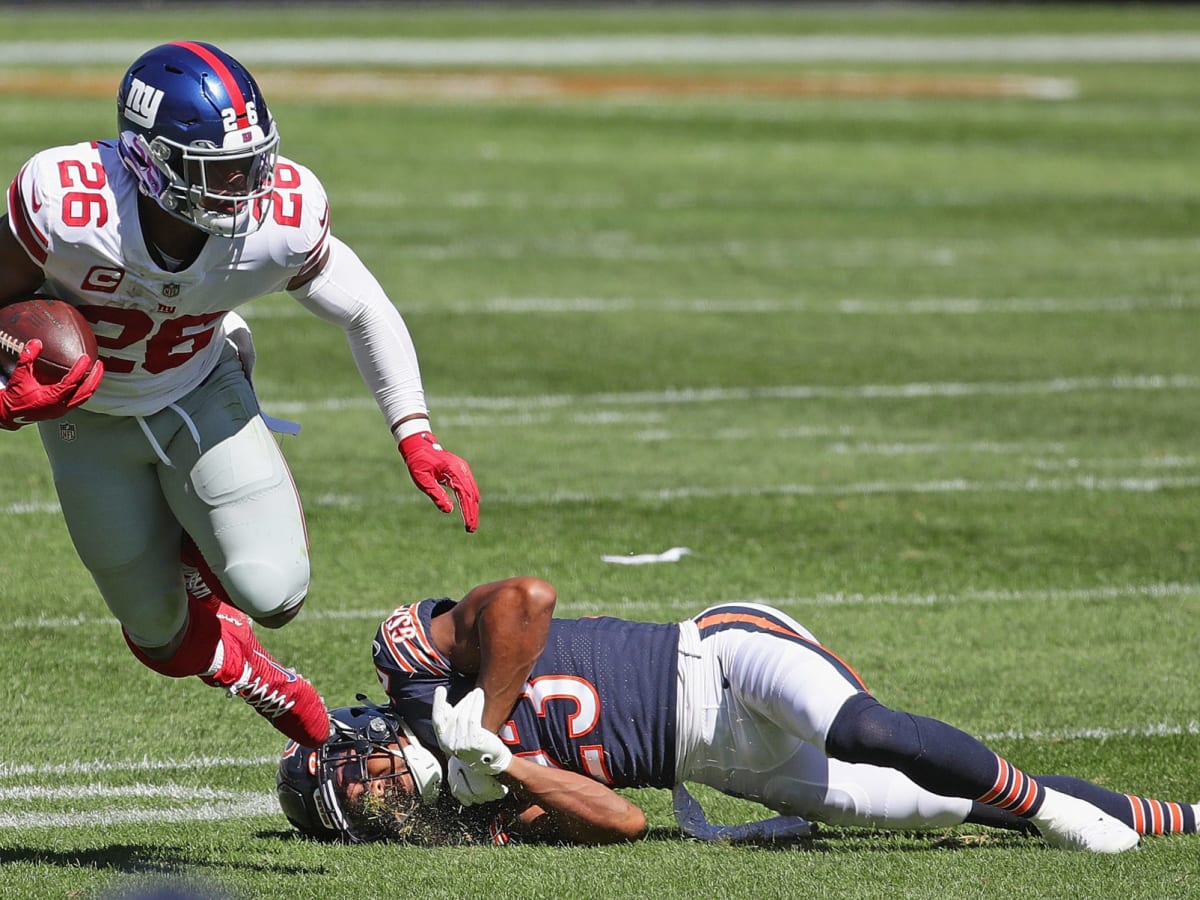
[2,3,1200,898]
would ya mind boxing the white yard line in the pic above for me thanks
[0,756,276,778]
[0,798,278,829]
[12,580,1200,633]
[239,373,1200,417]
[313,474,1200,510]
[8,472,1200,520]
[0,784,264,801]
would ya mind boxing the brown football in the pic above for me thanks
[0,296,98,383]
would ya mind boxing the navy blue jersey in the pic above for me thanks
[373,598,680,788]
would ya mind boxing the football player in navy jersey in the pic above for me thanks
[0,42,479,749]
[277,577,1199,851]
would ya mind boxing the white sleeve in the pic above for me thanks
[288,235,429,437]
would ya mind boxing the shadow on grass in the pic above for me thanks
[644,825,1031,853]
[0,843,322,876]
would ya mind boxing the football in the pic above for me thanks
[0,296,98,383]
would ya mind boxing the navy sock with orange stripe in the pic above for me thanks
[826,692,1044,816]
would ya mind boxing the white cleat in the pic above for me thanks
[1031,788,1140,854]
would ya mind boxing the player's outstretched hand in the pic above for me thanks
[432,686,512,776]
[0,340,104,430]
[398,430,480,532]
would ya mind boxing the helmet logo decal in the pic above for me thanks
[123,77,164,128]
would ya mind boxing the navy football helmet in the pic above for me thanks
[277,698,443,843]
[276,740,340,841]
[116,41,279,237]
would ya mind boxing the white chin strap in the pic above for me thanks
[399,721,443,804]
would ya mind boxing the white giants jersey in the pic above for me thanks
[6,140,329,416]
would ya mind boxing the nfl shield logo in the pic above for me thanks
[59,423,77,443]
[162,283,181,298]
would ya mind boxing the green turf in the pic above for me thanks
[2,5,1199,899]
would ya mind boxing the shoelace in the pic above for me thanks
[227,660,298,720]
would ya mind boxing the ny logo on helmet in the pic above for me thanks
[124,78,164,128]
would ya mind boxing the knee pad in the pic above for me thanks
[825,692,925,768]
[221,556,309,621]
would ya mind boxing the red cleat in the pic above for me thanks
[202,603,330,747]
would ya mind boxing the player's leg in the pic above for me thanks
[677,616,971,829]
[815,755,976,829]
[151,349,326,744]
[180,530,227,611]
[39,408,188,650]
[159,348,310,628]
[968,775,1199,836]
[756,757,1200,837]
[690,604,1137,852]
[40,391,327,747]
[821,692,1137,852]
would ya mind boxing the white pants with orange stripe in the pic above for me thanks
[674,603,972,829]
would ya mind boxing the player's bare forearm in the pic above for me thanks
[501,756,646,845]
[433,577,556,732]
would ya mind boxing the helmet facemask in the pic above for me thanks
[121,122,278,238]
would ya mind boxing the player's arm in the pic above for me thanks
[432,685,642,844]
[288,233,479,531]
[428,577,556,732]
[499,758,647,845]
[0,217,102,430]
[0,216,47,304]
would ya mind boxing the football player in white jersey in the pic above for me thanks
[0,41,480,748]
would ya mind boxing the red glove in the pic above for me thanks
[398,430,480,532]
[0,339,104,431]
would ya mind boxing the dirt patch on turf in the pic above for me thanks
[0,69,1074,102]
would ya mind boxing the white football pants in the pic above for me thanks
[674,606,972,829]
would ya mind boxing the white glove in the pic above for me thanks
[448,757,510,806]
[432,686,514,775]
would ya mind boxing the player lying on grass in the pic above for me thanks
[278,577,1197,851]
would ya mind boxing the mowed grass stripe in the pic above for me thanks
[239,295,1200,316]
[245,373,1200,415]
[5,34,1200,68]
[7,472,1199,519]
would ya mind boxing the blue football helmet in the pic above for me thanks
[116,41,279,237]
[277,698,443,843]
[276,740,340,841]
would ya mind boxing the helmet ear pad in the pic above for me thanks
[397,720,444,805]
